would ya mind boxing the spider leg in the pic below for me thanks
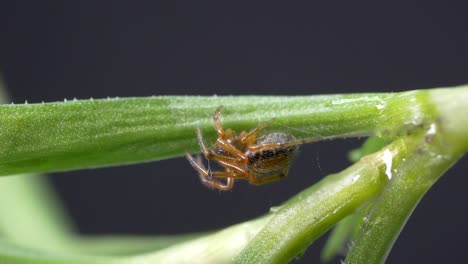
[240,118,275,144]
[211,106,250,161]
[189,153,246,179]
[216,160,249,179]
[216,138,247,161]
[206,177,234,191]
[197,128,247,161]
[248,137,320,152]
[249,170,289,185]
[185,152,236,190]
[196,127,212,154]
[204,151,245,165]
[186,153,236,178]
[213,106,227,139]
[199,175,234,191]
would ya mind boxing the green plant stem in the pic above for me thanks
[0,215,272,264]
[0,75,75,252]
[345,86,468,263]
[71,233,210,256]
[0,90,434,176]
[0,85,466,264]
[431,87,468,153]
[348,136,389,163]
[234,136,419,263]
[0,239,122,264]
[320,213,360,262]
[127,215,273,264]
[0,174,75,252]
[321,136,388,261]
[345,132,463,263]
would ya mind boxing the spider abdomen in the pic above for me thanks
[247,133,299,176]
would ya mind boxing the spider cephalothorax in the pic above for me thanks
[185,106,317,190]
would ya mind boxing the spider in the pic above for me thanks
[185,106,319,190]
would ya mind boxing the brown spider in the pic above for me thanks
[185,106,319,190]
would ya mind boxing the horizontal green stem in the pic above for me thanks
[431,87,468,153]
[0,90,434,176]
[0,77,76,253]
[1,85,467,264]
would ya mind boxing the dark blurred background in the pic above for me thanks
[1,1,467,263]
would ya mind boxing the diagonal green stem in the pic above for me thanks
[345,88,468,263]
[320,136,391,261]
[345,138,462,263]
[320,213,361,262]
[0,239,122,264]
[0,174,75,252]
[234,136,424,264]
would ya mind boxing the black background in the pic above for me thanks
[1,1,468,263]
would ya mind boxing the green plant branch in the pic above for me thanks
[320,136,390,261]
[320,212,361,262]
[71,233,211,256]
[344,86,468,263]
[0,239,122,264]
[0,75,76,253]
[126,215,273,264]
[0,174,75,252]
[235,132,424,264]
[0,85,466,263]
[345,130,463,263]
[0,215,273,264]
[431,88,468,153]
[0,90,432,176]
